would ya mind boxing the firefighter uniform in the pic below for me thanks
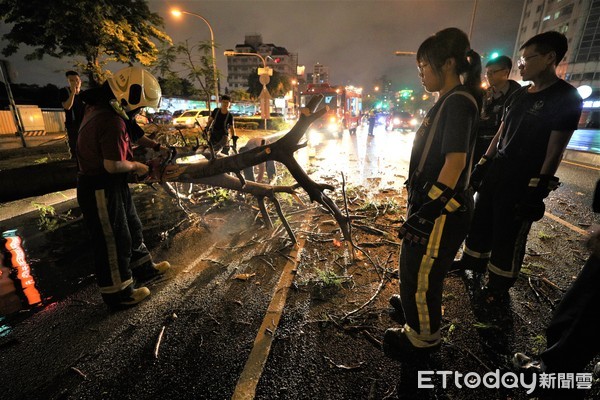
[399,87,478,348]
[462,80,582,291]
[77,105,154,305]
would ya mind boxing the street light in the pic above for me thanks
[171,8,219,106]
[224,50,272,125]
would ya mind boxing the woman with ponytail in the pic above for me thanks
[384,27,481,360]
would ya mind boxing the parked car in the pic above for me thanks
[151,110,173,124]
[386,111,418,131]
[134,110,149,125]
[172,109,211,129]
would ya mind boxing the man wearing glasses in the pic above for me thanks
[474,56,521,164]
[453,31,583,306]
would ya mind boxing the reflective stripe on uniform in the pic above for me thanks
[95,189,132,294]
[464,246,491,259]
[403,323,441,348]
[487,220,532,280]
[415,214,446,336]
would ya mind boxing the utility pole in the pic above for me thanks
[0,60,26,148]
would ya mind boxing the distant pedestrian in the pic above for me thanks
[367,109,376,136]
[76,66,172,309]
[59,71,85,159]
[453,31,583,304]
[206,95,235,154]
[238,136,277,183]
[383,27,482,361]
[475,55,521,164]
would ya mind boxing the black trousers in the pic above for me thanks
[66,124,79,159]
[77,174,152,296]
[542,254,600,372]
[399,192,473,347]
[461,159,532,291]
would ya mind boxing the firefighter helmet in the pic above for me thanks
[107,66,161,112]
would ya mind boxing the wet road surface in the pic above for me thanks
[1,123,599,400]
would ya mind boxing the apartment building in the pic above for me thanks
[225,34,298,90]
[511,0,600,126]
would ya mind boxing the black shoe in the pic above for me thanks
[388,294,406,324]
[383,328,440,362]
[480,285,510,305]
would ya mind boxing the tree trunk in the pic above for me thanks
[0,95,351,240]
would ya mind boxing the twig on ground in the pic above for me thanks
[70,367,87,379]
[445,342,492,372]
[154,325,166,359]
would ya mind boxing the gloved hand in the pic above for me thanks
[515,175,560,221]
[399,182,460,246]
[470,155,491,191]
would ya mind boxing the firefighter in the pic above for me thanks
[76,66,172,309]
[453,31,583,303]
[383,27,482,360]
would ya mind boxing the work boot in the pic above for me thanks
[102,286,151,310]
[132,261,170,282]
[383,327,440,362]
[512,352,544,373]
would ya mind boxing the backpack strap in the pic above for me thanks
[411,91,478,188]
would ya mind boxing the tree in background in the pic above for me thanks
[152,40,219,109]
[247,68,292,99]
[0,0,171,86]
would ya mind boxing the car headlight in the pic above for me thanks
[329,116,337,123]
[410,119,418,126]
[393,117,400,124]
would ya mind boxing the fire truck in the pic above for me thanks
[300,83,362,137]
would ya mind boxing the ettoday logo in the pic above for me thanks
[418,370,593,394]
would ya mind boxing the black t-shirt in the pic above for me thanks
[59,87,85,130]
[408,86,479,192]
[210,108,233,142]
[498,79,582,175]
[478,79,521,139]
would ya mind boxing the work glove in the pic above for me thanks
[515,175,560,221]
[398,182,461,246]
[470,155,491,192]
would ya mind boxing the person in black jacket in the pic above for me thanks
[474,55,521,164]
[512,179,600,400]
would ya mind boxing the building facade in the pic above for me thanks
[511,0,600,126]
[225,34,297,90]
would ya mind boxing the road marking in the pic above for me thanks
[561,159,600,171]
[544,211,588,235]
[231,234,306,400]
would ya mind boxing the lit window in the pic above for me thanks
[543,15,551,21]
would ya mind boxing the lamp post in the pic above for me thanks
[171,9,219,107]
[224,50,272,128]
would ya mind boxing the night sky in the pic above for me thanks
[1,0,524,92]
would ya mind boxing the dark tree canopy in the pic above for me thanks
[0,0,171,86]
[247,68,292,99]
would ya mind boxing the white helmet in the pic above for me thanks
[107,66,161,112]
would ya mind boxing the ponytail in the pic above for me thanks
[464,49,483,109]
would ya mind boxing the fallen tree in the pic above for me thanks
[1,95,351,243]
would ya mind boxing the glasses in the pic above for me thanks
[485,68,506,76]
[517,54,540,68]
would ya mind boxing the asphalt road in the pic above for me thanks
[1,124,600,400]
